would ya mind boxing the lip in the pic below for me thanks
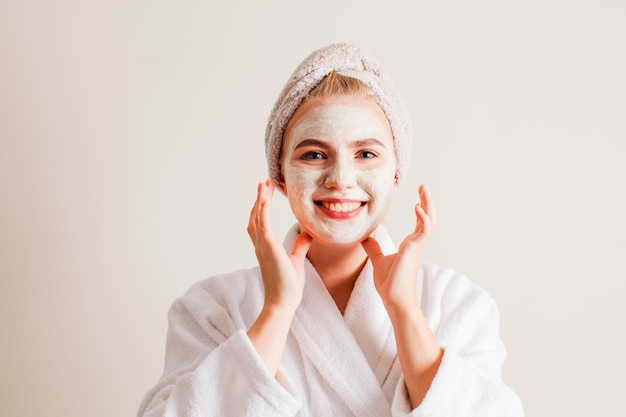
[314,198,367,219]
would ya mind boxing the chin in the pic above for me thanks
[301,221,379,247]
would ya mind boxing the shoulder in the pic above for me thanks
[419,262,495,308]
[418,262,501,340]
[169,266,265,333]
[185,266,264,303]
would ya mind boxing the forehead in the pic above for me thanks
[283,95,393,150]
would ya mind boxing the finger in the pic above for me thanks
[247,182,264,239]
[263,178,275,197]
[417,183,428,210]
[419,183,437,230]
[415,204,433,236]
[291,232,313,260]
[361,236,384,260]
[258,180,275,239]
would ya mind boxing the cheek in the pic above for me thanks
[357,164,397,204]
[284,166,324,203]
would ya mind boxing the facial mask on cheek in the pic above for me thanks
[284,166,321,218]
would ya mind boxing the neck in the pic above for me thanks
[306,240,368,314]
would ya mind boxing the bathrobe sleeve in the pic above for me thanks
[391,263,525,417]
[137,270,301,417]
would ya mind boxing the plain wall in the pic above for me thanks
[1,1,625,416]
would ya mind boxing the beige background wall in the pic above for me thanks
[1,1,624,416]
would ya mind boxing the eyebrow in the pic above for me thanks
[293,139,330,150]
[293,138,386,150]
[352,138,386,148]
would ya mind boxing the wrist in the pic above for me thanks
[383,295,420,321]
[379,282,419,314]
[263,289,302,314]
[261,300,299,321]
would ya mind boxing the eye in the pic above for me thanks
[301,151,326,160]
[357,150,377,159]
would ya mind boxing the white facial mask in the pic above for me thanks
[282,98,397,245]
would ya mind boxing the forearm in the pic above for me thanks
[387,301,443,409]
[247,304,296,376]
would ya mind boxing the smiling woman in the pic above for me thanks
[137,43,525,417]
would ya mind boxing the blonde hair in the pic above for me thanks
[306,71,375,100]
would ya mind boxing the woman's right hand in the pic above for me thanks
[247,179,312,313]
[247,180,312,376]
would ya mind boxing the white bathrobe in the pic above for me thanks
[138,226,524,417]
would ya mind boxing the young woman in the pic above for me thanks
[138,43,524,417]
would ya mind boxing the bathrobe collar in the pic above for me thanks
[283,224,398,417]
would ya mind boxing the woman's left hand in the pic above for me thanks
[362,183,437,312]
[363,183,442,408]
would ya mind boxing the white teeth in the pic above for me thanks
[322,201,362,212]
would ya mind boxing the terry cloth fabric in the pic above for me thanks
[265,43,413,188]
[137,225,525,417]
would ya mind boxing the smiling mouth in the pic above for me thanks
[315,200,367,213]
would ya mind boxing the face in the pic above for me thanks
[279,95,398,246]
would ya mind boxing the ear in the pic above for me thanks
[276,170,288,195]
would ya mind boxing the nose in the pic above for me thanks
[324,157,357,190]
